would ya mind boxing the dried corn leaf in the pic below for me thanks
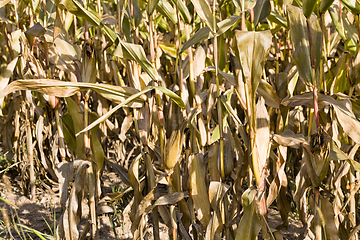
[164,121,186,169]
[302,143,321,187]
[189,0,214,31]
[320,198,339,240]
[189,154,211,228]
[255,97,270,173]
[131,188,156,233]
[0,79,146,107]
[128,154,143,223]
[145,192,189,212]
[266,146,287,207]
[0,57,18,112]
[272,130,306,149]
[206,181,230,240]
[294,164,310,224]
[207,143,221,181]
[78,85,185,136]
[119,114,133,142]
[332,99,360,145]
[54,37,80,62]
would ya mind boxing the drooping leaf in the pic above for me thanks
[128,154,144,223]
[235,30,272,99]
[60,0,102,26]
[0,79,145,107]
[232,0,256,11]
[156,0,177,24]
[258,79,280,109]
[255,97,270,173]
[190,0,215,31]
[319,0,335,13]
[320,198,339,240]
[340,0,360,14]
[0,57,18,110]
[147,0,160,15]
[25,22,45,37]
[189,154,211,228]
[77,86,184,135]
[253,0,270,26]
[287,5,322,85]
[273,130,306,149]
[54,37,81,62]
[181,15,240,52]
[267,9,287,28]
[62,113,77,152]
[65,97,86,159]
[169,0,192,23]
[0,0,11,8]
[131,188,156,233]
[114,40,160,82]
[303,0,320,18]
[145,192,189,212]
[89,113,104,172]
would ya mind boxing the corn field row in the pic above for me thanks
[1,0,360,239]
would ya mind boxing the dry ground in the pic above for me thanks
[0,166,303,240]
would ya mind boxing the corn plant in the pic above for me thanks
[2,0,360,239]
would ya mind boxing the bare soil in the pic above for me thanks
[0,168,302,240]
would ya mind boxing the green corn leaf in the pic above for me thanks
[233,0,256,12]
[66,97,86,159]
[147,0,160,15]
[235,188,261,240]
[340,0,360,14]
[190,0,215,31]
[235,30,272,99]
[267,9,287,27]
[181,15,240,52]
[303,0,320,18]
[156,0,177,24]
[287,5,322,85]
[253,0,271,26]
[114,40,161,81]
[319,0,335,13]
[90,113,105,172]
[76,86,184,135]
[169,0,192,23]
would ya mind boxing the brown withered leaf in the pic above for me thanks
[207,143,221,182]
[206,181,230,240]
[145,192,189,212]
[255,97,270,174]
[272,130,306,149]
[0,79,145,107]
[302,143,321,187]
[128,154,144,223]
[131,188,156,234]
[266,146,287,208]
[25,22,45,37]
[320,198,339,240]
[164,121,186,170]
[119,114,133,142]
[294,163,311,224]
[189,154,211,229]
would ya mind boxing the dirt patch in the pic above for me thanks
[0,166,169,240]
[0,169,303,240]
